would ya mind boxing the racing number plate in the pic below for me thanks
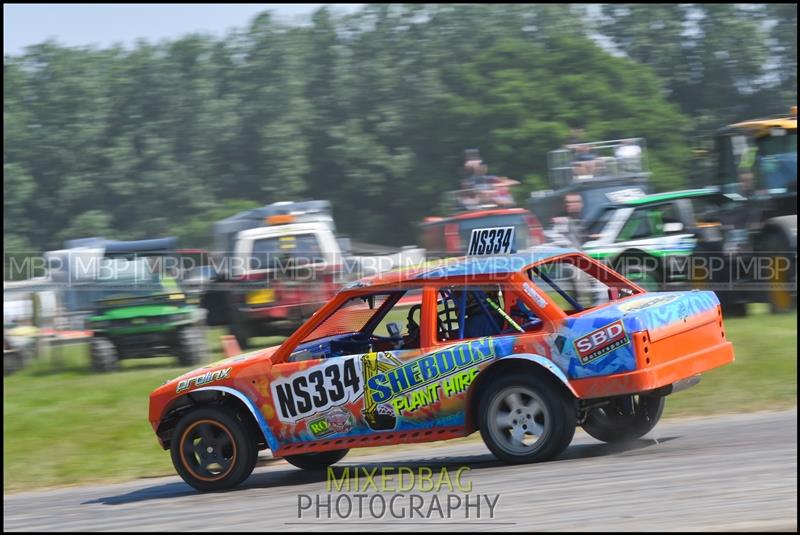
[467,226,515,256]
[246,289,275,305]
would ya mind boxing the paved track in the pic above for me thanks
[4,409,797,531]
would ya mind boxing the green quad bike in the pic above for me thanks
[87,289,209,372]
[66,238,210,372]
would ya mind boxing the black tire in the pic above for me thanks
[176,326,209,367]
[582,394,665,443]
[229,312,252,350]
[90,337,119,373]
[478,374,576,464]
[3,348,26,376]
[720,299,748,318]
[170,406,259,492]
[761,232,796,314]
[284,449,349,471]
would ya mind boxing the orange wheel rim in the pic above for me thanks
[179,419,237,482]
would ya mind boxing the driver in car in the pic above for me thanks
[458,290,506,339]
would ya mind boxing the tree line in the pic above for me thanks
[4,4,796,253]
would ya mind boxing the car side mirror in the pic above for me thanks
[663,222,684,233]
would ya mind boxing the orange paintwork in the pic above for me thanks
[149,251,735,456]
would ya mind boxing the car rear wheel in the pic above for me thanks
[171,406,259,492]
[621,261,662,292]
[284,449,349,471]
[90,337,119,373]
[582,394,665,443]
[478,375,575,464]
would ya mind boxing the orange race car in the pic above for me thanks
[149,241,734,492]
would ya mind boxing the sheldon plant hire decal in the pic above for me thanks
[362,338,497,430]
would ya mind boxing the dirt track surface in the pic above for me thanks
[4,408,797,531]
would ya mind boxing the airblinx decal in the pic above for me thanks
[176,367,232,393]
[573,320,630,365]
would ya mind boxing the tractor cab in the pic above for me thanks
[711,106,797,222]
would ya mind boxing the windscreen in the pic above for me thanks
[250,234,324,270]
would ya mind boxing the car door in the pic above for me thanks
[264,290,429,448]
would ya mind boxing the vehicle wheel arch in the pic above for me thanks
[465,355,577,433]
[611,248,664,289]
[612,248,661,269]
[155,386,278,452]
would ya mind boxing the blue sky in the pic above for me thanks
[4,4,365,54]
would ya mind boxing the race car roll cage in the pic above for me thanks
[272,253,645,365]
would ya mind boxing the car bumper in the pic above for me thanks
[570,339,734,399]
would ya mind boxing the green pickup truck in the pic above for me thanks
[579,188,748,313]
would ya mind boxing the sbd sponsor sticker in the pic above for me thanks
[574,320,630,365]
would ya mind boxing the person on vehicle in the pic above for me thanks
[564,128,598,178]
[457,289,505,338]
[615,139,643,173]
[458,150,489,210]
[487,176,519,207]
[550,193,585,248]
[572,144,598,177]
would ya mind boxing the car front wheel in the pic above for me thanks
[90,337,119,373]
[171,406,259,492]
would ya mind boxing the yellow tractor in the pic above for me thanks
[698,106,797,314]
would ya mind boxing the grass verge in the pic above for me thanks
[3,307,796,492]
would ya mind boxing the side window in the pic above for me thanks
[617,204,681,241]
[617,209,653,241]
[435,285,512,342]
[287,290,423,362]
[369,289,423,350]
[527,258,640,314]
[300,294,391,343]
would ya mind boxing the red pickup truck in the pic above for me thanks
[420,207,545,258]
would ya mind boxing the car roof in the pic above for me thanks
[353,248,578,288]
[618,188,720,207]
[421,207,532,225]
